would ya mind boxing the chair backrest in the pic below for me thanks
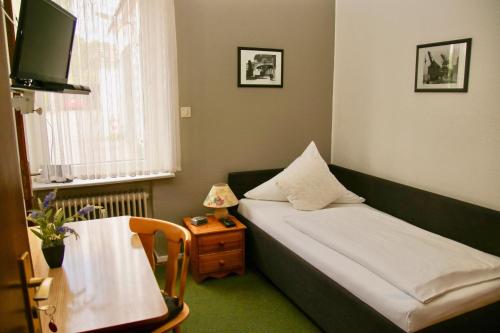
[129,217,191,304]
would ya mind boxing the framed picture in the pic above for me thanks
[414,38,472,92]
[238,47,283,88]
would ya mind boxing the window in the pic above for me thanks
[23,0,180,182]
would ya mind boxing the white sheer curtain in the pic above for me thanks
[24,0,180,181]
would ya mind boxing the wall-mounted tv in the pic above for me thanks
[10,0,90,94]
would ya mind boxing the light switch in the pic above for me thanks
[180,106,192,118]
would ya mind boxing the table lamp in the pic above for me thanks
[203,183,239,219]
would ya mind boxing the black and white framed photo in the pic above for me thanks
[238,47,283,87]
[414,38,472,92]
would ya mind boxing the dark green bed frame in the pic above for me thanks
[228,165,500,333]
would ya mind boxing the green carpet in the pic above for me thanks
[155,266,321,333]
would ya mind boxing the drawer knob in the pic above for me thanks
[219,260,225,266]
[219,241,225,247]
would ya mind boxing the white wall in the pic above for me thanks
[332,0,500,210]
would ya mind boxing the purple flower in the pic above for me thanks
[56,226,70,234]
[57,226,79,238]
[43,191,57,208]
[78,205,95,216]
[29,210,41,218]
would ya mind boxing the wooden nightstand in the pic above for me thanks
[183,215,246,283]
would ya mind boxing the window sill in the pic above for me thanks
[32,172,175,191]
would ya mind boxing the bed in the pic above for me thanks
[228,165,500,332]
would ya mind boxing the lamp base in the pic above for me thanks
[214,208,229,220]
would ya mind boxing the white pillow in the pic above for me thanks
[244,141,365,205]
[244,142,318,201]
[335,188,365,204]
[244,141,319,201]
[244,176,365,204]
[276,150,344,210]
[243,173,288,201]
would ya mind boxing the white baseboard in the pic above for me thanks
[154,250,182,264]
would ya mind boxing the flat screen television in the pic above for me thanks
[10,0,89,94]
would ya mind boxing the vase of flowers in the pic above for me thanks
[27,190,97,268]
[41,242,66,268]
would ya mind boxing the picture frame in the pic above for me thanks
[238,47,283,88]
[414,38,472,92]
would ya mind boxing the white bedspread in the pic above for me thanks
[285,205,500,303]
[238,199,500,332]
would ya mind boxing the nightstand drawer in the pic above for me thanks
[198,231,242,254]
[198,250,243,274]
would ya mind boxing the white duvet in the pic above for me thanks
[286,205,500,303]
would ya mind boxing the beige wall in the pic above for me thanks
[151,0,335,222]
[33,0,335,223]
[332,0,500,210]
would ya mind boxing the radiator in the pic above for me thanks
[53,191,150,220]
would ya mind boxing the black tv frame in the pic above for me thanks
[10,0,77,86]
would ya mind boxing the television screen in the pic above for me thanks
[11,0,76,85]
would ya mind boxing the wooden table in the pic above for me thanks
[28,216,168,332]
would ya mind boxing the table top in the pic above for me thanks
[29,216,168,332]
[183,215,246,236]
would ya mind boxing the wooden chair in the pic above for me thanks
[129,217,191,333]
